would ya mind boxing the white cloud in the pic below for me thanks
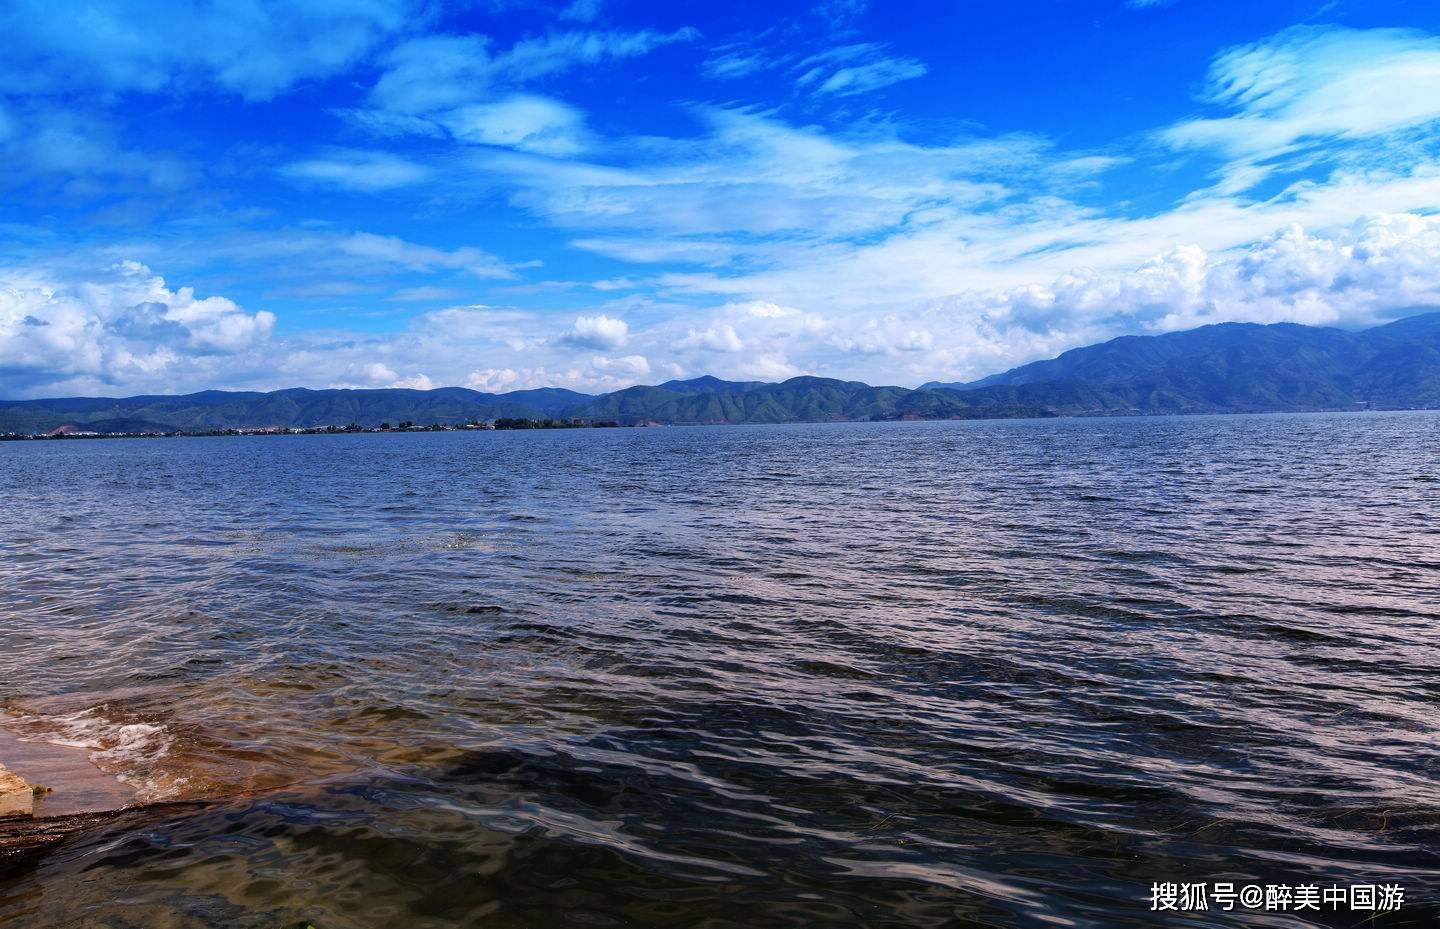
[364,362,398,383]
[390,372,434,390]
[281,148,432,190]
[258,231,514,280]
[816,58,926,96]
[561,313,629,349]
[899,212,1440,382]
[331,361,435,390]
[13,214,1440,398]
[497,28,698,82]
[558,0,604,23]
[734,353,804,381]
[387,286,468,302]
[1162,26,1440,191]
[676,323,744,352]
[11,19,1440,399]
[0,261,274,395]
[0,103,196,194]
[466,365,591,392]
[591,353,650,377]
[441,95,589,156]
[625,214,1440,387]
[702,51,771,80]
[363,27,697,121]
[127,228,518,290]
[339,27,696,159]
[570,237,738,265]
[830,317,934,355]
[368,34,497,115]
[796,44,926,97]
[482,107,1027,244]
[0,0,421,101]
[467,367,521,391]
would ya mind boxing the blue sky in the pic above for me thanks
[4,0,1440,397]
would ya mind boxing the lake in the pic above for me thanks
[1,414,1437,927]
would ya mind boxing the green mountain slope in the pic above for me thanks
[921,313,1440,413]
[5,313,1440,432]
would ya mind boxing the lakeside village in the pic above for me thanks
[0,418,639,441]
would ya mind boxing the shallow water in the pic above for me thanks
[1,414,1438,927]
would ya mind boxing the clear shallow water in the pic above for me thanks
[0,414,1437,928]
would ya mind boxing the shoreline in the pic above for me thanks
[1,404,1432,443]
[0,732,195,878]
[0,724,141,874]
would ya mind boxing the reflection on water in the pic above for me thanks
[1,414,1438,927]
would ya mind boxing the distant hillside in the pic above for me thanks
[567,377,1046,424]
[4,313,1440,433]
[0,386,593,433]
[920,313,1440,414]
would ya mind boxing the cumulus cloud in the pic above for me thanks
[904,212,1440,382]
[390,373,434,390]
[9,15,1440,400]
[633,215,1440,387]
[12,215,1440,398]
[560,313,628,349]
[329,361,435,390]
[467,367,522,391]
[591,353,650,377]
[676,323,744,352]
[733,353,805,381]
[0,261,274,395]
[364,362,399,383]
[830,317,934,355]
[466,366,585,392]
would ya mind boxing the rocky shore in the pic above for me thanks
[0,758,210,878]
[1,759,87,874]
[0,750,140,876]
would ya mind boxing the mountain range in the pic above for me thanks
[4,313,1439,433]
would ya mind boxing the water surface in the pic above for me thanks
[1,414,1438,927]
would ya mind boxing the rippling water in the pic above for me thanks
[2,414,1438,927]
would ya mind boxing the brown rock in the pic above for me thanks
[0,763,32,819]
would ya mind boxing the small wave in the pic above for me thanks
[6,707,187,802]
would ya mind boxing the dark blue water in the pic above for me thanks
[1,414,1438,927]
